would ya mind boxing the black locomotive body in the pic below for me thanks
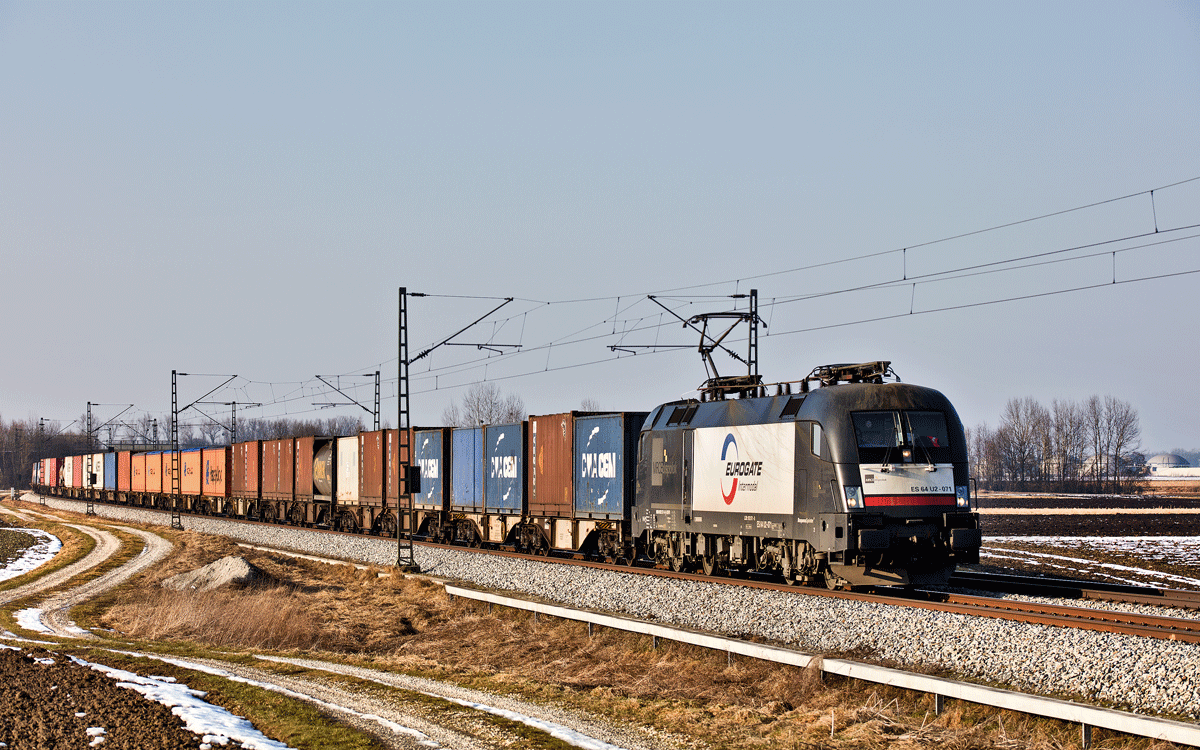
[633,368,981,587]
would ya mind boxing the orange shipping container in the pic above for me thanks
[118,452,132,492]
[181,450,203,495]
[146,453,162,493]
[202,447,230,497]
[132,453,147,493]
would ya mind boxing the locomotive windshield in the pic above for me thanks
[852,410,952,463]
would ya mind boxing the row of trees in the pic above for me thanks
[967,395,1142,493]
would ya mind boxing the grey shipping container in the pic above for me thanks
[484,422,526,514]
[451,427,484,511]
[413,428,451,510]
[574,412,648,520]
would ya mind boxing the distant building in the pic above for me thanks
[1147,454,1198,478]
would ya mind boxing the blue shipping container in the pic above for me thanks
[484,422,525,514]
[573,412,648,519]
[104,453,118,490]
[413,429,448,509]
[451,427,484,511]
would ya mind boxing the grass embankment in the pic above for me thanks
[90,529,1184,750]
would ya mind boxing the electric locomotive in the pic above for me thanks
[633,361,981,588]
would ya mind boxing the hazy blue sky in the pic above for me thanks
[2,1,1198,452]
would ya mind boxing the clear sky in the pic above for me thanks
[2,1,1198,452]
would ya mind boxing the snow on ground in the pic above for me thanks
[982,535,1200,587]
[69,654,296,750]
[14,608,53,635]
[0,528,61,582]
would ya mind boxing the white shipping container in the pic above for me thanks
[336,436,360,503]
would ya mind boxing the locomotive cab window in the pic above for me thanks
[852,411,952,464]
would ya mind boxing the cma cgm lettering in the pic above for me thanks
[581,452,616,478]
[490,455,518,479]
[419,458,439,480]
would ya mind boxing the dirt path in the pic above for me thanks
[38,525,173,638]
[0,523,120,607]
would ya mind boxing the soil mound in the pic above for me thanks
[161,555,261,592]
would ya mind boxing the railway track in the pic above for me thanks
[949,569,1200,610]
[25,493,1200,646]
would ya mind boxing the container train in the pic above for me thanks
[28,361,981,588]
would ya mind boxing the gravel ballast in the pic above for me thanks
[32,494,1200,722]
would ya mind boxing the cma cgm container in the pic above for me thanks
[451,427,484,512]
[413,428,451,510]
[574,412,647,520]
[484,422,526,514]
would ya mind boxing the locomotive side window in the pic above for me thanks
[810,423,823,458]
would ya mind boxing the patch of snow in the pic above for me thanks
[982,536,1200,587]
[69,655,294,750]
[87,727,106,746]
[0,528,62,582]
[14,608,52,634]
[113,651,439,748]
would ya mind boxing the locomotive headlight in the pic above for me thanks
[955,485,970,508]
[844,486,864,509]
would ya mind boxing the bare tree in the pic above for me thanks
[441,382,526,427]
[1105,395,1141,492]
[580,397,602,412]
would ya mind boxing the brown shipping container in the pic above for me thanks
[359,430,384,505]
[295,436,315,501]
[132,454,147,492]
[528,413,577,517]
[385,429,413,510]
[72,455,83,488]
[202,447,230,497]
[232,441,261,499]
[181,450,203,495]
[118,452,132,492]
[262,439,295,502]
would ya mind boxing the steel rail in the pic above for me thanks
[31,493,1200,644]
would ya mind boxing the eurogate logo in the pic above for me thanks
[721,433,763,504]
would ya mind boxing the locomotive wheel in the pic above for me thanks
[824,571,848,591]
[701,554,723,577]
[670,555,686,573]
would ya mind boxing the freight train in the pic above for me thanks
[28,361,981,589]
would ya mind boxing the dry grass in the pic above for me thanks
[93,539,1195,750]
